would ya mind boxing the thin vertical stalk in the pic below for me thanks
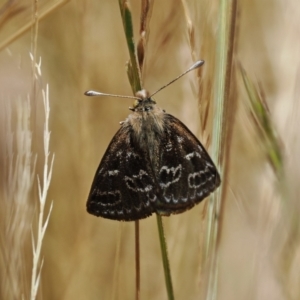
[156,215,174,300]
[30,84,54,300]
[205,0,237,299]
[111,224,122,300]
[119,0,142,93]
[135,221,140,300]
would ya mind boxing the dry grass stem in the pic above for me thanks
[30,82,54,300]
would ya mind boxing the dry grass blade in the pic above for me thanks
[181,0,196,61]
[30,83,54,300]
[119,0,142,92]
[137,0,154,75]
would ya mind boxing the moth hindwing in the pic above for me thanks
[86,90,221,221]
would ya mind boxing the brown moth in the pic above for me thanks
[85,61,221,221]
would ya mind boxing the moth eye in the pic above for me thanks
[133,99,140,108]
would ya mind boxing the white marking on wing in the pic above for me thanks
[188,171,205,189]
[185,151,201,160]
[94,190,122,206]
[165,141,173,152]
[108,170,120,176]
[159,164,182,188]
[177,136,184,143]
[124,170,153,193]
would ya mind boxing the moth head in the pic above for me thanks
[133,89,156,110]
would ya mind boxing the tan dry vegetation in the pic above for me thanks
[0,0,300,299]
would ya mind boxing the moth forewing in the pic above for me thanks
[86,124,158,221]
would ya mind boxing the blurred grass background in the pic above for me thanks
[1,0,300,299]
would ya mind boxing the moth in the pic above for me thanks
[85,60,221,221]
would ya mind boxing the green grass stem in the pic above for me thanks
[205,0,237,299]
[156,215,175,300]
[118,1,174,299]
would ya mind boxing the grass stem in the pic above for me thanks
[156,215,174,300]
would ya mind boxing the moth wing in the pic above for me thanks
[87,125,159,221]
[155,114,221,215]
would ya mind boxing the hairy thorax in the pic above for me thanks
[125,92,166,172]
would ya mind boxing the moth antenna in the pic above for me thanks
[149,60,204,98]
[84,90,141,100]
